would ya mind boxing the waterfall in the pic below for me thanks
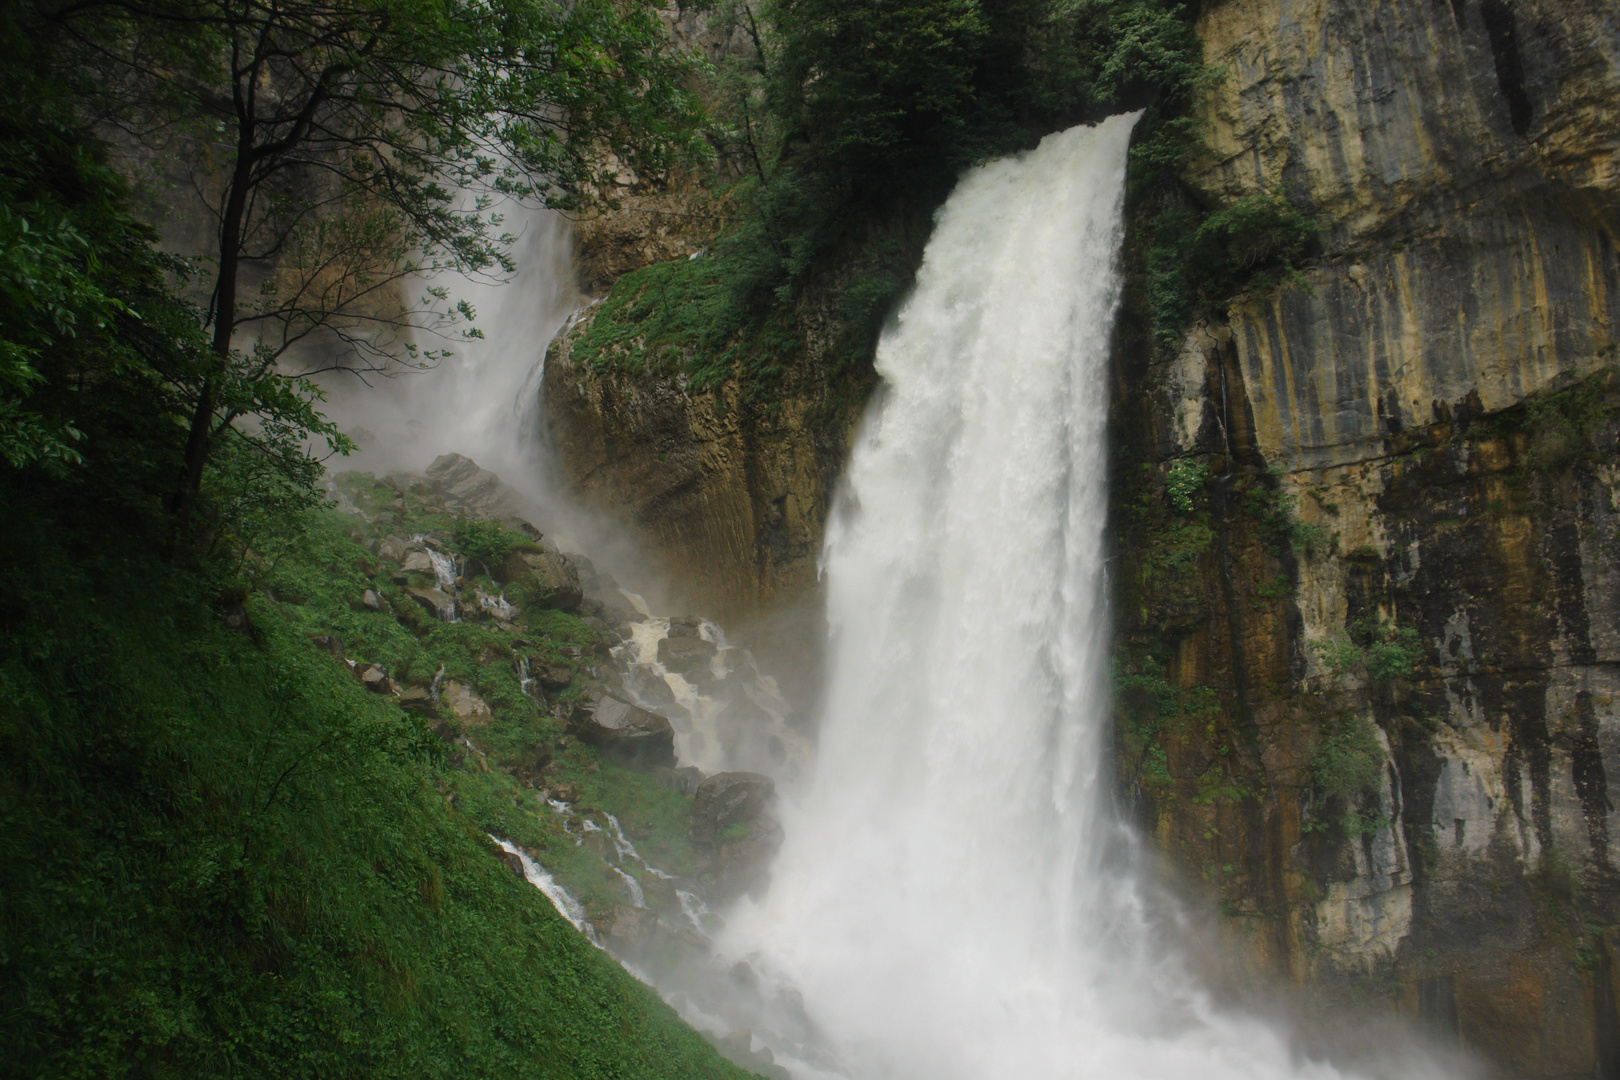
[720,116,1446,1080]
[319,197,578,486]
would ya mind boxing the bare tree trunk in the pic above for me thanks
[167,129,254,558]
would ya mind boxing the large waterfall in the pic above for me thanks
[719,116,1442,1080]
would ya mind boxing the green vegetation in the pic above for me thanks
[0,9,752,1074]
[1303,712,1387,838]
[1165,457,1210,514]
[453,518,542,571]
[1141,189,1320,350]
[1498,365,1620,474]
[1312,615,1424,688]
[6,0,702,547]
[1242,467,1327,555]
[574,0,1222,400]
[0,492,751,1079]
[1114,654,1221,803]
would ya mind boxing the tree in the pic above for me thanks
[21,0,703,546]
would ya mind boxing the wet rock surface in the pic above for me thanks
[1098,0,1620,1071]
[571,694,677,768]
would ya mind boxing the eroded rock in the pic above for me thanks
[441,681,491,726]
[426,453,520,518]
[657,635,717,680]
[571,694,675,767]
[505,549,584,612]
[405,587,456,622]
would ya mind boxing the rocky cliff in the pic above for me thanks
[1110,0,1620,1072]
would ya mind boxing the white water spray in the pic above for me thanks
[320,197,578,488]
[719,116,1454,1080]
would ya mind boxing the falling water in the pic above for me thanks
[719,116,1453,1080]
[319,197,578,486]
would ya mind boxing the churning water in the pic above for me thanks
[717,115,1453,1080]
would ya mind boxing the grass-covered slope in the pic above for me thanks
[0,491,754,1079]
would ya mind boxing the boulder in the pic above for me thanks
[689,772,786,900]
[360,589,383,611]
[506,550,583,612]
[658,635,718,680]
[405,587,456,622]
[425,453,519,518]
[442,681,492,725]
[624,664,678,710]
[546,780,582,803]
[534,663,573,691]
[398,686,438,719]
[591,904,659,949]
[376,536,408,564]
[400,549,436,575]
[357,663,391,694]
[690,772,776,847]
[666,615,705,639]
[571,694,675,768]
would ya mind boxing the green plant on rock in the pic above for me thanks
[1243,466,1326,555]
[1113,653,1220,802]
[1312,615,1423,691]
[1513,369,1617,473]
[452,517,538,571]
[1165,457,1209,514]
[1304,711,1387,838]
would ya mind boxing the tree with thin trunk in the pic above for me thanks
[23,0,702,549]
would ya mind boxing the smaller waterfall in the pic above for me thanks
[609,599,805,779]
[493,837,598,943]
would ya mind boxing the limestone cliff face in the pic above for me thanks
[1111,0,1620,1071]
[541,315,856,624]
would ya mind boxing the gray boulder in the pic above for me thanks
[572,694,675,768]
[505,550,583,613]
[406,587,456,622]
[690,772,776,847]
[442,681,492,725]
[658,635,717,680]
[376,536,408,564]
[425,453,519,518]
[356,663,391,694]
[690,772,783,902]
[591,904,660,950]
[400,549,436,575]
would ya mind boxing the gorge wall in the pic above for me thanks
[540,0,1620,1073]
[1114,0,1620,1072]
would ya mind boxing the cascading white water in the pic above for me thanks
[721,116,1451,1080]
[320,198,577,486]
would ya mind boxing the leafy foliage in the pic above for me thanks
[1141,189,1320,350]
[13,0,704,540]
[578,0,1216,397]
[1165,457,1209,514]
[1313,616,1424,688]
[1304,712,1387,838]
